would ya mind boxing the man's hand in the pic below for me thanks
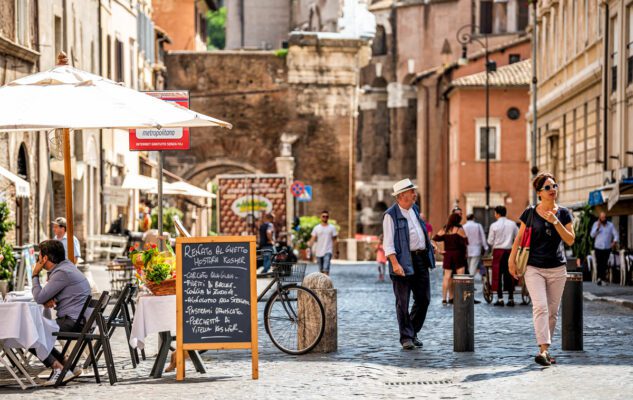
[32,257,45,276]
[44,299,56,309]
[392,261,405,277]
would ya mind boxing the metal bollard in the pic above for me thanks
[453,274,475,352]
[562,272,583,351]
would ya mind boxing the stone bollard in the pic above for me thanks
[562,272,583,351]
[299,272,337,353]
[453,274,475,352]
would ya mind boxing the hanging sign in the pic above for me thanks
[129,90,191,151]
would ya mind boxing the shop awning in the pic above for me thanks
[121,174,215,198]
[0,165,30,198]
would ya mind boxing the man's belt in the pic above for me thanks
[410,249,428,256]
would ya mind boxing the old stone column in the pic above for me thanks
[298,272,337,353]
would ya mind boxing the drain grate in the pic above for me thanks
[385,379,453,386]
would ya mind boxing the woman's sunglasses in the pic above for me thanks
[539,184,559,192]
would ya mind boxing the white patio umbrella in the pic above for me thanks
[0,53,231,262]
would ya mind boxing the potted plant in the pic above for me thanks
[571,204,595,276]
[295,215,340,260]
[0,202,15,297]
[150,207,184,237]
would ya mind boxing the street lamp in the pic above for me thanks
[456,24,496,230]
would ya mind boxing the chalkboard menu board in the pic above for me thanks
[176,236,258,381]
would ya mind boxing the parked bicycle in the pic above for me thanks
[256,250,325,355]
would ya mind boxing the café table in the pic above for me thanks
[0,301,59,389]
[129,295,205,378]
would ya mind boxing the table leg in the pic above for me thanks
[0,343,36,389]
[187,350,206,374]
[149,331,171,378]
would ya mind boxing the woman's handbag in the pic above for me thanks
[515,206,535,277]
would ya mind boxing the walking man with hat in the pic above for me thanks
[52,217,81,261]
[382,178,435,350]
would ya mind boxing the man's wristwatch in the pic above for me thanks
[552,219,559,225]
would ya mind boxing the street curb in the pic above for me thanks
[584,292,633,310]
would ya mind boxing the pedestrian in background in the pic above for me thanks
[590,211,619,285]
[488,206,518,306]
[463,213,489,279]
[433,212,468,305]
[308,210,338,275]
[51,217,81,261]
[510,172,575,367]
[259,213,275,273]
[376,234,387,282]
[382,178,434,350]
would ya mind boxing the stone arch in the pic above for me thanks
[372,25,387,56]
[184,159,262,186]
[372,77,388,89]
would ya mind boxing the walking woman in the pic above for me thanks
[509,173,575,366]
[433,212,468,304]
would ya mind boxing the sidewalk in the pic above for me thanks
[583,281,633,310]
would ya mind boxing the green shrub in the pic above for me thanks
[0,202,16,283]
[151,207,184,237]
[296,215,340,249]
[571,204,595,262]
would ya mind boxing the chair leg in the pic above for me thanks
[97,315,117,385]
[55,338,88,387]
[87,340,101,384]
[121,306,138,368]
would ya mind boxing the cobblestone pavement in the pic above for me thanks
[2,262,633,399]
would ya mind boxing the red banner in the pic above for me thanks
[129,90,190,151]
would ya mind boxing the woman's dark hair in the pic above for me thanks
[533,172,556,192]
[39,239,66,264]
[445,212,462,231]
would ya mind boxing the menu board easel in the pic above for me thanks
[175,236,258,381]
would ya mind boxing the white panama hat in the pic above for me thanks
[392,178,418,196]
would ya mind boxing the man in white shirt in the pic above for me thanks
[487,206,518,306]
[52,217,81,261]
[463,214,489,278]
[308,210,338,275]
[382,178,435,350]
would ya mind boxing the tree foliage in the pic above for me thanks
[206,7,226,50]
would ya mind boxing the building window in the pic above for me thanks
[115,39,124,83]
[480,0,493,34]
[476,118,500,161]
[612,16,619,93]
[517,0,529,31]
[584,102,589,166]
[372,25,387,56]
[54,16,62,58]
[509,54,521,64]
[15,0,29,47]
[626,5,633,85]
[547,132,560,177]
[595,97,601,162]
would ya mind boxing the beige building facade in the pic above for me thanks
[532,0,633,246]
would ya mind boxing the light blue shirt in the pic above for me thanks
[590,221,619,250]
[57,234,81,259]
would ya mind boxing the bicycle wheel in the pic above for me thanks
[264,284,325,355]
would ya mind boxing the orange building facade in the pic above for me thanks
[447,69,530,222]
[152,0,213,51]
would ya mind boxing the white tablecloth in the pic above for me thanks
[0,302,59,359]
[129,295,176,350]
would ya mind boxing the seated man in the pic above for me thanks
[31,239,91,386]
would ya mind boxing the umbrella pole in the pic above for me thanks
[62,128,75,263]
[158,151,164,251]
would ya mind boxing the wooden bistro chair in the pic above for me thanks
[85,283,139,368]
[54,291,117,387]
[124,284,146,361]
